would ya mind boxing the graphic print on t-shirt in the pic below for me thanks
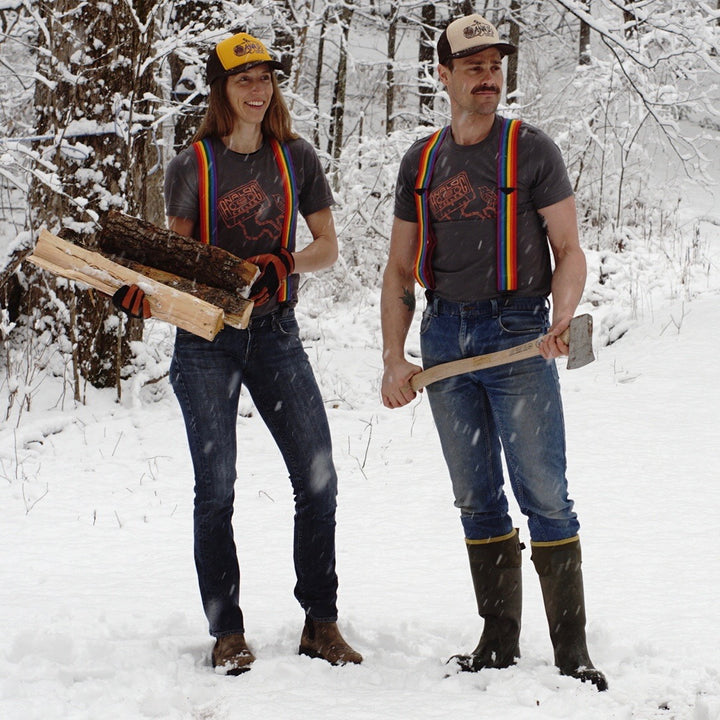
[217,180,285,243]
[428,171,496,222]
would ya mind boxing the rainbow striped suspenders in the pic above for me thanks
[192,137,298,303]
[267,138,298,303]
[192,138,218,247]
[413,127,450,289]
[496,117,521,292]
[413,117,522,293]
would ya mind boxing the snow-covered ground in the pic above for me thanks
[1,275,719,718]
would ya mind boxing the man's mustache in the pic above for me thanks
[472,85,500,94]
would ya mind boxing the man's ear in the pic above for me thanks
[437,63,450,86]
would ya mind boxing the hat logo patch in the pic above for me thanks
[463,20,495,40]
[233,38,265,57]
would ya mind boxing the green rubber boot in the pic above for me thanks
[531,537,608,691]
[450,529,523,672]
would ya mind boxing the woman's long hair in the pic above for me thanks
[192,70,298,144]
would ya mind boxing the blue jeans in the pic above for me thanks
[420,295,579,543]
[170,309,338,637]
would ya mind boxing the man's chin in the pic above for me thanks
[471,101,500,115]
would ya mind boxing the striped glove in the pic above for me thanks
[112,284,151,319]
[246,247,295,306]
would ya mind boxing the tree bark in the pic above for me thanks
[579,0,592,65]
[313,7,329,148]
[623,2,637,38]
[97,211,257,295]
[506,0,521,102]
[26,0,163,394]
[386,2,399,134]
[418,4,436,125]
[167,0,225,152]
[327,1,355,167]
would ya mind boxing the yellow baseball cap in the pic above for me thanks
[206,32,284,85]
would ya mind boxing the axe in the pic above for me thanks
[410,314,595,392]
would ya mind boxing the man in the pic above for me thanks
[380,14,607,690]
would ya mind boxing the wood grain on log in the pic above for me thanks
[112,257,252,329]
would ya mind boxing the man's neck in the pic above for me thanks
[450,112,496,146]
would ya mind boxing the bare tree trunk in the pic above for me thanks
[272,0,299,71]
[386,1,399,134]
[579,0,592,65]
[26,0,163,394]
[168,0,224,152]
[506,0,521,103]
[418,4,436,125]
[313,7,329,148]
[456,0,474,15]
[623,2,637,38]
[327,1,354,169]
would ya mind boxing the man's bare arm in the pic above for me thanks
[380,217,423,408]
[538,195,587,359]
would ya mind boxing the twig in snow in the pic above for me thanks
[22,481,49,515]
[112,431,123,456]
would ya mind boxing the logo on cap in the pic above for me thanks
[233,38,266,59]
[463,19,495,40]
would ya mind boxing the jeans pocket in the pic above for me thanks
[420,308,435,336]
[498,306,547,335]
[272,312,300,338]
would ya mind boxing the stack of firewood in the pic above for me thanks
[28,210,258,340]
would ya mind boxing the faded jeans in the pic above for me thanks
[420,295,580,543]
[170,309,338,637]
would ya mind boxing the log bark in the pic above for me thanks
[28,230,253,340]
[97,210,258,295]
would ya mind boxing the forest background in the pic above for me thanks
[1,0,718,408]
[1,3,719,719]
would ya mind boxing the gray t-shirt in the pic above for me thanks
[394,116,573,302]
[164,136,334,314]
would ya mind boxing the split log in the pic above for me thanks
[28,230,253,340]
[112,257,252,330]
[98,210,258,295]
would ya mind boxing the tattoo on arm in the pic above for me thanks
[400,287,416,313]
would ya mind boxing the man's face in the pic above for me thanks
[438,48,504,117]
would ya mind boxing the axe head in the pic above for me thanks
[566,314,595,369]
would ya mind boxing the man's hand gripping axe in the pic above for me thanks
[410,314,595,392]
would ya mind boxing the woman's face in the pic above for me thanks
[225,63,274,127]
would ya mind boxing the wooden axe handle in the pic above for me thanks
[409,327,570,392]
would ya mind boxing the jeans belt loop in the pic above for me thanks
[490,298,499,318]
[424,290,435,313]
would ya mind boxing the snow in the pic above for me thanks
[3,120,719,715]
[2,278,720,718]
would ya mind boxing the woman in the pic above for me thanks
[162,32,362,675]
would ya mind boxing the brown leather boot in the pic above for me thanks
[212,633,255,675]
[298,617,363,665]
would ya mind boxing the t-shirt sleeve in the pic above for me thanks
[293,139,335,217]
[523,126,574,210]
[164,148,200,221]
[393,141,423,223]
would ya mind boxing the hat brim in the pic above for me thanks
[228,59,285,73]
[449,42,517,60]
[208,59,285,85]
